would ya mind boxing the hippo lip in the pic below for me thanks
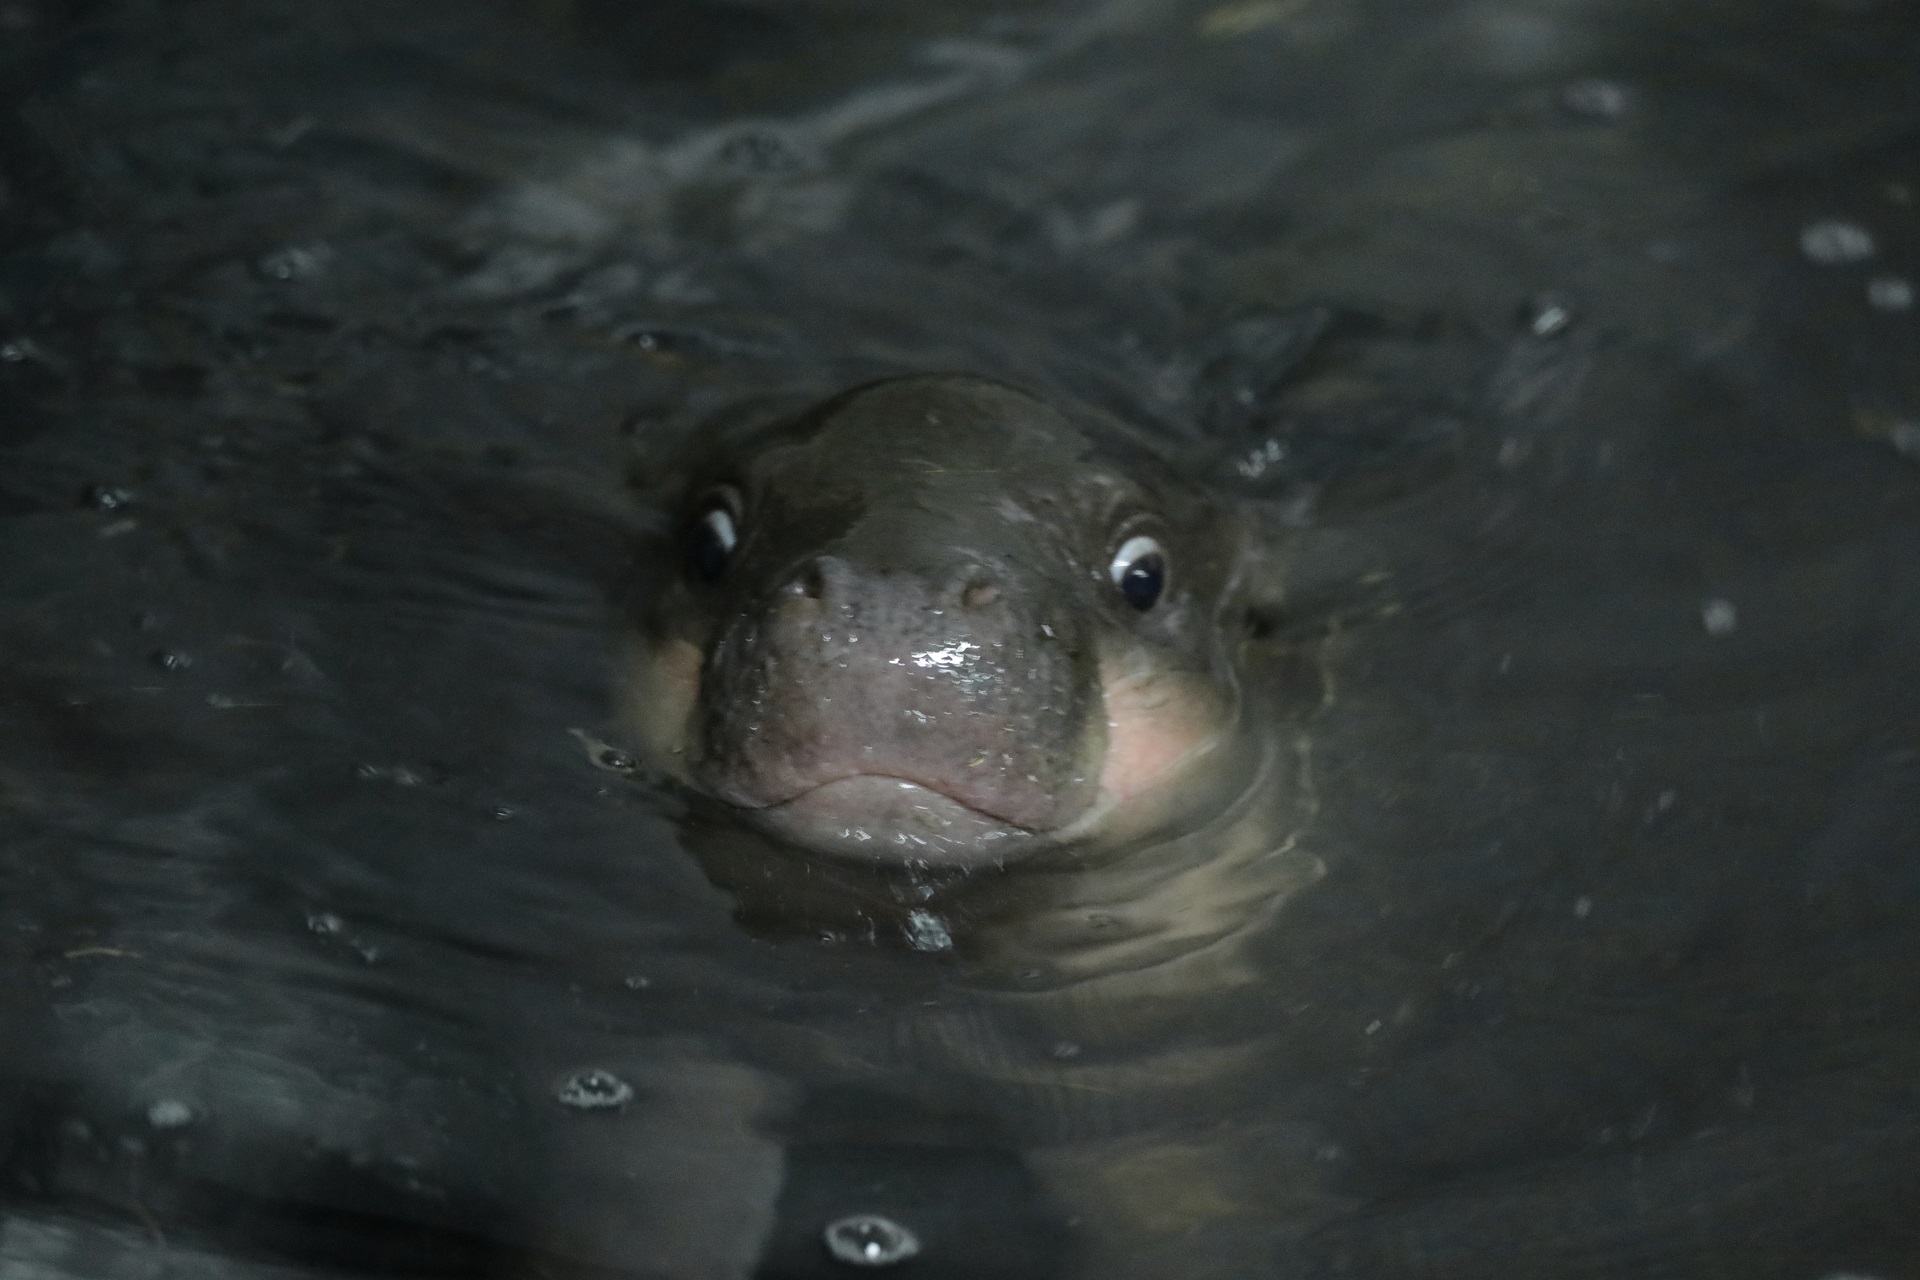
[739,774,1049,864]
[713,752,1081,830]
[753,770,1036,825]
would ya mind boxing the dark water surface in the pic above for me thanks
[3,1,1919,1276]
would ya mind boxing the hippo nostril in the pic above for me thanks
[962,580,1000,610]
[785,560,829,601]
[951,565,1001,610]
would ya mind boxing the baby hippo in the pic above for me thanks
[622,374,1283,874]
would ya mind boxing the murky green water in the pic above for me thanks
[2,1,1918,1276]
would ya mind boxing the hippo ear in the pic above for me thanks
[1234,517,1402,647]
[1191,306,1476,531]
[1234,466,1533,652]
[621,384,829,502]
[1185,307,1339,440]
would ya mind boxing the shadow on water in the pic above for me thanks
[2,0,1919,1276]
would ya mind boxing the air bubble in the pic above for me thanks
[83,484,133,511]
[1559,78,1633,121]
[596,748,637,773]
[1867,276,1914,312]
[1800,219,1876,265]
[1235,438,1287,479]
[146,1100,193,1129]
[1888,421,1920,462]
[1519,294,1575,338]
[717,128,808,176]
[903,910,952,953]
[822,1214,920,1268]
[556,1069,634,1111]
[255,244,332,282]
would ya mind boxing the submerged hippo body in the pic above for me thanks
[623,374,1326,976]
[609,376,1341,1275]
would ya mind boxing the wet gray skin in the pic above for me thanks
[620,374,1329,975]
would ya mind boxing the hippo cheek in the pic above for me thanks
[1092,650,1231,818]
[622,636,705,773]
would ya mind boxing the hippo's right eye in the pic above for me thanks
[687,491,742,584]
[1108,534,1167,612]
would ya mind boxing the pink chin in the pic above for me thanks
[747,775,1047,866]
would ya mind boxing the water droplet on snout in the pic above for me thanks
[1235,438,1287,480]
[822,1214,921,1267]
[556,1069,634,1111]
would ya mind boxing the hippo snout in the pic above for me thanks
[697,555,1102,832]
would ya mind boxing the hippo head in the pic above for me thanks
[623,375,1260,870]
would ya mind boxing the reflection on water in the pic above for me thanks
[2,0,1919,1276]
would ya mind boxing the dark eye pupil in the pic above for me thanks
[1119,554,1165,611]
[687,507,737,583]
[689,528,728,582]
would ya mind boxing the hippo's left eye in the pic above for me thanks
[1108,534,1167,612]
[687,489,742,584]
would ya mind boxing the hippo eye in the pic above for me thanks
[1108,534,1167,612]
[687,490,742,584]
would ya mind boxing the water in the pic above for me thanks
[2,0,1918,1276]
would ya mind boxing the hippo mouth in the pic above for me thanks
[727,772,1057,866]
[682,647,1237,866]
